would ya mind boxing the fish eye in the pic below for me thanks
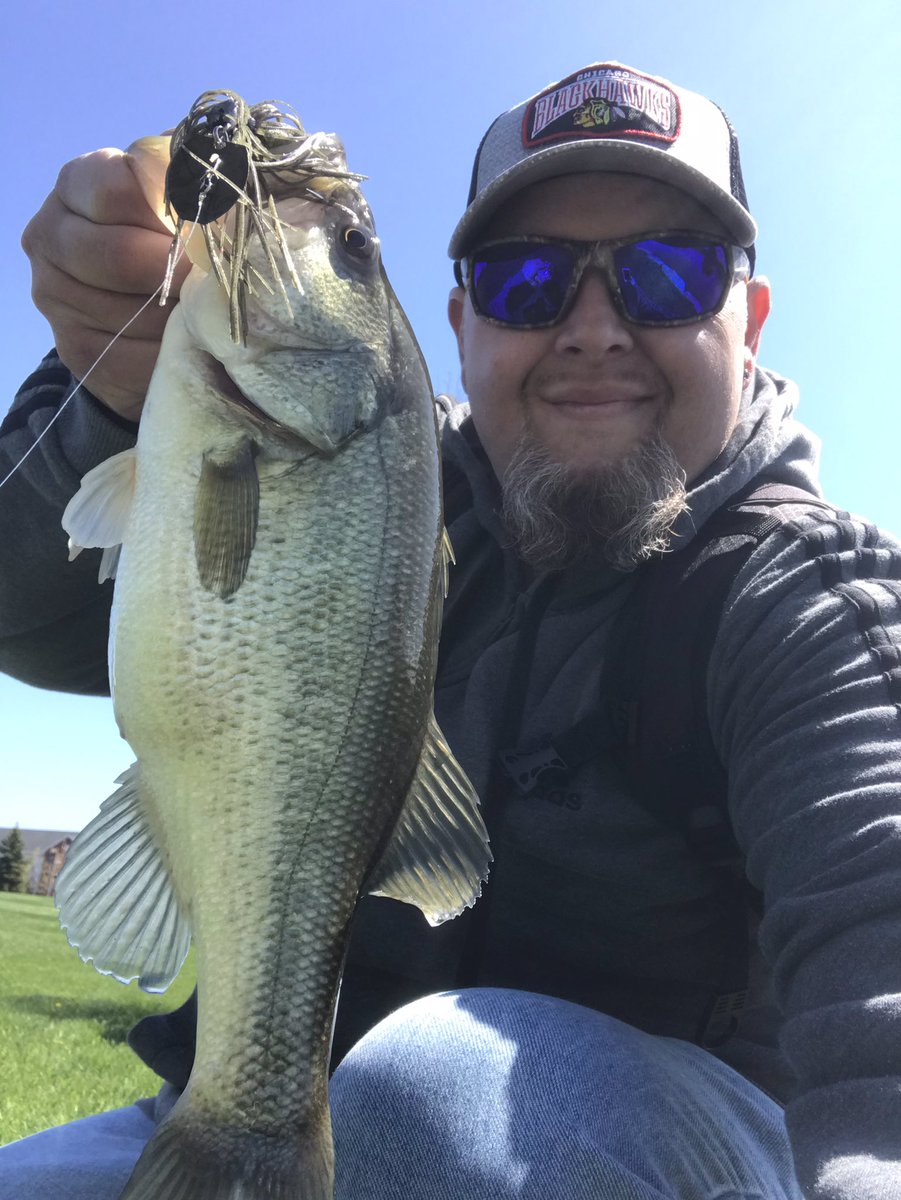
[341,225,377,262]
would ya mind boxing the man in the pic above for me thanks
[1,61,900,1200]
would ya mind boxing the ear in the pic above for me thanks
[448,286,467,389]
[744,276,771,359]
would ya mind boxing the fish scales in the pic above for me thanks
[56,91,490,1200]
[139,367,435,1066]
[123,384,433,1118]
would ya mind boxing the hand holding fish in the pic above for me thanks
[21,144,184,422]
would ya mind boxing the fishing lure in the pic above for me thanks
[166,95,251,224]
[160,89,366,345]
[0,89,368,492]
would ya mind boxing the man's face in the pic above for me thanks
[448,173,770,485]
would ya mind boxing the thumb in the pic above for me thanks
[125,135,176,233]
[126,133,213,273]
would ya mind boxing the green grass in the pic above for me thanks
[0,892,195,1145]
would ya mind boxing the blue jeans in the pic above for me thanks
[0,988,802,1199]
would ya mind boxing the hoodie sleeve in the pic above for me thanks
[0,352,137,694]
[708,507,901,1200]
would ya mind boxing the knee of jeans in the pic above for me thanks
[330,989,797,1200]
[330,987,677,1117]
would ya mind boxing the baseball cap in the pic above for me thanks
[448,62,757,268]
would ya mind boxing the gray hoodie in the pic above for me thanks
[2,355,900,1200]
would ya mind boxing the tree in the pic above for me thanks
[0,825,27,892]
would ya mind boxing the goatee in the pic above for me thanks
[501,433,688,573]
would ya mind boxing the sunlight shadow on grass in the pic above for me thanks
[9,995,164,1044]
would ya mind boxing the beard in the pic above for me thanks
[500,431,688,573]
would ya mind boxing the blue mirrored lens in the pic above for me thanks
[614,239,729,322]
[472,244,575,325]
[469,238,732,326]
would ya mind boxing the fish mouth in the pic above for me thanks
[201,352,310,447]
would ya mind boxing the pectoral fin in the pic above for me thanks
[194,440,259,599]
[61,447,137,581]
[55,764,191,993]
[367,713,491,925]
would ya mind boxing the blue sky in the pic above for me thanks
[1,0,899,832]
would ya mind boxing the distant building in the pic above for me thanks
[34,837,74,896]
[0,829,77,896]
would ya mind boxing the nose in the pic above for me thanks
[553,270,635,357]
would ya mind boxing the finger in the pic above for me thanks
[125,135,175,230]
[32,258,183,342]
[54,148,172,233]
[54,328,163,423]
[23,192,182,295]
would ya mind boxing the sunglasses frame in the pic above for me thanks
[454,230,752,330]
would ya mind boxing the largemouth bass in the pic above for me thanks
[55,91,490,1200]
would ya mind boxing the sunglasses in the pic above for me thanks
[454,231,751,330]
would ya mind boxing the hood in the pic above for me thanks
[670,366,823,544]
[439,366,823,559]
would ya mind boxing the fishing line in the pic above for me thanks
[3,97,355,494]
[0,200,204,493]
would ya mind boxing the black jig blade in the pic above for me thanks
[166,98,250,224]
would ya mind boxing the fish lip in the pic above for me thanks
[201,352,310,447]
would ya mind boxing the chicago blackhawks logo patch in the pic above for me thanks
[524,64,680,147]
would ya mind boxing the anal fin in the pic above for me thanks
[367,712,491,925]
[55,763,190,993]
